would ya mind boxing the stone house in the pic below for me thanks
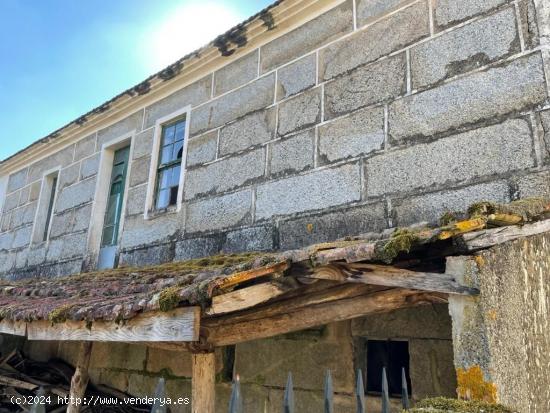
[0,0,549,412]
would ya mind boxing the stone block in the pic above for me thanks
[119,243,174,267]
[2,191,19,213]
[260,0,354,73]
[186,130,218,167]
[190,74,275,135]
[12,225,32,249]
[126,185,147,216]
[27,245,47,267]
[175,236,222,260]
[222,225,275,253]
[97,370,129,393]
[324,54,406,120]
[50,204,92,238]
[7,168,28,194]
[58,163,80,190]
[146,348,193,377]
[80,153,100,179]
[411,7,520,89]
[517,0,540,49]
[27,145,75,183]
[320,1,430,80]
[1,212,10,232]
[39,259,82,278]
[219,108,276,156]
[389,53,548,142]
[90,342,147,370]
[270,129,314,176]
[96,110,143,149]
[277,53,317,101]
[46,232,87,261]
[185,190,252,233]
[214,50,259,96]
[540,109,550,160]
[55,177,96,213]
[10,202,37,230]
[516,170,550,198]
[394,181,511,226]
[434,0,508,29]
[144,75,212,128]
[0,251,15,273]
[356,0,405,26]
[132,128,154,160]
[277,87,321,136]
[127,373,158,398]
[0,232,13,252]
[29,181,41,202]
[256,162,361,220]
[184,148,265,200]
[236,336,354,392]
[318,106,384,164]
[15,249,27,268]
[366,119,535,197]
[120,212,181,249]
[129,156,151,188]
[17,186,30,207]
[74,133,97,161]
[279,202,387,250]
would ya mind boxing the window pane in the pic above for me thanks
[173,140,184,160]
[102,225,115,246]
[174,121,186,142]
[169,186,179,206]
[163,125,175,144]
[170,165,181,187]
[158,169,172,190]
[156,189,170,209]
[160,144,173,165]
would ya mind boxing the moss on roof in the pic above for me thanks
[408,397,516,413]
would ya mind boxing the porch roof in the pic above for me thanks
[0,198,548,344]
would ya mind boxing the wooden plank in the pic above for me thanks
[206,279,299,316]
[192,353,216,413]
[311,264,478,295]
[67,342,93,413]
[0,375,37,390]
[0,319,26,336]
[202,288,446,346]
[26,307,200,342]
[460,219,550,251]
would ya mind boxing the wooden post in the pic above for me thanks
[192,352,216,413]
[67,341,93,413]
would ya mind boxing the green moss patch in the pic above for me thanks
[407,397,516,413]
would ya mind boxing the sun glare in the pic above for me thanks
[147,1,244,72]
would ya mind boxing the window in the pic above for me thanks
[155,118,186,210]
[43,174,58,241]
[365,340,411,397]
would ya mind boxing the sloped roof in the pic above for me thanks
[0,199,548,325]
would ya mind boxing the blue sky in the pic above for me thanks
[0,0,273,161]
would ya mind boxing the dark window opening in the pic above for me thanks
[366,340,411,397]
[155,118,186,210]
[43,174,58,242]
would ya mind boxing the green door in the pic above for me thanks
[101,146,130,247]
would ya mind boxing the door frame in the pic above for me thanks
[86,131,135,269]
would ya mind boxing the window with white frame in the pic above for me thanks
[32,170,59,243]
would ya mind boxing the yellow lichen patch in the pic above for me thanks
[456,365,497,403]
[468,198,549,221]
[487,213,523,227]
[486,309,498,321]
[48,304,74,324]
[474,255,485,269]
[306,223,314,233]
[439,218,487,240]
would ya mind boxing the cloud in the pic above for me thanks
[145,1,244,72]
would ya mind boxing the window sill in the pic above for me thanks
[145,205,179,220]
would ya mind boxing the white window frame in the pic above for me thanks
[87,131,135,263]
[31,166,61,245]
[144,105,191,219]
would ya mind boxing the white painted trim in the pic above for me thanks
[144,105,192,219]
[30,166,61,246]
[86,131,135,267]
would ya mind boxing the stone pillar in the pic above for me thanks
[534,0,550,94]
[447,233,550,413]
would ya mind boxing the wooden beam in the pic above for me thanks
[206,279,300,316]
[202,288,446,346]
[310,264,478,295]
[192,352,216,413]
[459,219,550,251]
[26,307,200,342]
[0,319,26,336]
[67,341,93,413]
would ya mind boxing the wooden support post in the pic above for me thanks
[67,341,93,413]
[192,352,216,413]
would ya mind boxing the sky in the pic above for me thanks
[0,0,273,161]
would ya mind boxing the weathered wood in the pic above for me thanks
[207,279,300,315]
[192,352,216,413]
[0,319,26,336]
[310,264,478,295]
[202,288,446,346]
[0,374,37,390]
[459,218,550,251]
[66,341,93,413]
[26,307,200,342]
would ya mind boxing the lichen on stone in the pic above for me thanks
[408,397,516,413]
[48,304,74,324]
[456,365,497,403]
[468,198,549,221]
